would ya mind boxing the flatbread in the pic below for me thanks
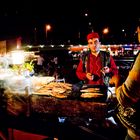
[80,93,104,98]
[51,92,67,99]
[33,89,52,95]
[80,88,100,93]
[52,87,66,93]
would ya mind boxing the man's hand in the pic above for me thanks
[86,73,100,81]
[86,73,94,80]
[103,66,110,74]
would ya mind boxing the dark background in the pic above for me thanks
[0,0,139,45]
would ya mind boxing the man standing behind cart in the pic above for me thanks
[76,32,118,87]
[75,32,118,102]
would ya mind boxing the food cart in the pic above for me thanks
[0,74,108,139]
[0,51,108,140]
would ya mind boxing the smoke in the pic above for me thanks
[2,74,55,94]
[4,75,31,93]
[0,55,55,94]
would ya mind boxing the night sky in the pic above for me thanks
[0,0,139,45]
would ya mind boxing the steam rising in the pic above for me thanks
[0,54,55,94]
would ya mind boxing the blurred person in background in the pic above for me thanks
[36,54,45,74]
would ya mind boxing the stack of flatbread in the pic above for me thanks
[32,82,72,99]
[80,88,104,98]
[31,76,55,90]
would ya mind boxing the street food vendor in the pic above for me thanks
[76,32,118,86]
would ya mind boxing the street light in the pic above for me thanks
[102,27,109,43]
[103,27,109,34]
[45,24,51,43]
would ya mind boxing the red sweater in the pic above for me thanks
[76,52,118,85]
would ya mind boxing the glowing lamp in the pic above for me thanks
[11,50,25,65]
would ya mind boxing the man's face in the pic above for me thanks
[88,38,100,53]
